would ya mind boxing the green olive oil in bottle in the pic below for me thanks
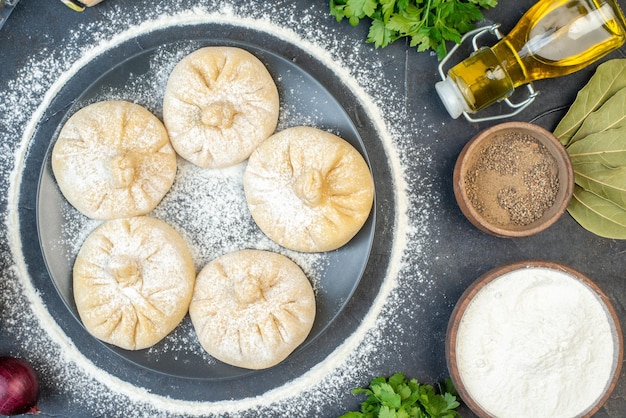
[436,0,626,119]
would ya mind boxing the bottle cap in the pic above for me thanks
[435,77,469,119]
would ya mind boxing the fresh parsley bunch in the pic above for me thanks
[329,0,498,59]
[340,373,460,418]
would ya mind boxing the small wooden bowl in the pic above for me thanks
[446,260,623,418]
[453,122,574,237]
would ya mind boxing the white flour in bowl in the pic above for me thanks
[455,267,618,418]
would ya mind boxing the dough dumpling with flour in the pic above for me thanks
[189,250,316,369]
[52,100,177,220]
[73,216,195,350]
[243,126,375,252]
[162,46,280,168]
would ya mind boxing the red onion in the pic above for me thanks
[0,356,40,415]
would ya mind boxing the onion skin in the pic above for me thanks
[0,357,40,416]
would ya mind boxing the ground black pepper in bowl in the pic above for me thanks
[465,132,560,227]
[453,122,574,238]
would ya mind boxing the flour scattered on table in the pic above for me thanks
[1,1,438,417]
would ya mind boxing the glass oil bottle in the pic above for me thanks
[436,0,626,120]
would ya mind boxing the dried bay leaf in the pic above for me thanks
[570,88,626,143]
[573,161,626,210]
[567,127,626,167]
[555,59,626,147]
[557,59,626,238]
[568,185,626,239]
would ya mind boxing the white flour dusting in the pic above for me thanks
[1,2,438,417]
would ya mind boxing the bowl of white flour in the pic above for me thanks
[446,260,623,418]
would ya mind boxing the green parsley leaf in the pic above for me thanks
[380,0,396,22]
[368,18,396,47]
[329,0,498,59]
[341,413,367,418]
[379,406,397,418]
[340,374,461,418]
[345,0,379,19]
[373,383,402,408]
[330,1,345,21]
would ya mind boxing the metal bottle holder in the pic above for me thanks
[438,24,539,123]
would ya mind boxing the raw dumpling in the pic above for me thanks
[51,100,177,220]
[162,46,280,168]
[189,249,316,369]
[73,216,195,350]
[243,126,375,252]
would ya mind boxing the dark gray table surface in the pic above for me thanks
[1,0,625,416]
